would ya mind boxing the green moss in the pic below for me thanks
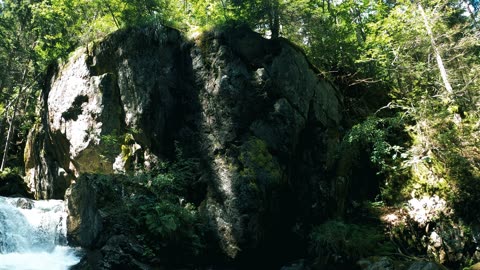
[124,133,135,144]
[120,133,136,162]
[99,131,140,164]
[121,144,131,161]
[238,137,282,186]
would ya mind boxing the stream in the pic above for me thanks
[0,196,81,270]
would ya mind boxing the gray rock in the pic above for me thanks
[25,25,344,260]
[15,198,34,209]
[192,27,343,258]
[65,174,103,248]
[71,235,150,270]
[357,257,394,270]
[24,26,189,199]
[280,259,310,270]
[407,261,447,270]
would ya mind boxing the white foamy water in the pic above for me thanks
[0,196,81,270]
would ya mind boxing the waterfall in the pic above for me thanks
[0,196,81,270]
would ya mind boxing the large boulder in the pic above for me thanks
[25,24,344,262]
[24,27,189,199]
[191,26,342,260]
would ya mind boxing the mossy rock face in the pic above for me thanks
[239,137,282,186]
[27,24,344,264]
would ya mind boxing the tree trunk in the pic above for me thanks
[105,3,120,29]
[269,0,280,39]
[220,0,228,20]
[0,56,12,93]
[0,96,19,171]
[464,0,478,28]
[418,3,453,96]
[0,68,27,171]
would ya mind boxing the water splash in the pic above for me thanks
[0,196,81,270]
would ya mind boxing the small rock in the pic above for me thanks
[15,198,34,209]
[357,257,393,270]
[430,231,442,248]
[407,261,447,270]
[280,259,309,270]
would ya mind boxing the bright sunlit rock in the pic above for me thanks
[407,195,449,226]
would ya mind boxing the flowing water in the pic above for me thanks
[0,196,81,270]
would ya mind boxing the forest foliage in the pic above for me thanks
[1,0,480,264]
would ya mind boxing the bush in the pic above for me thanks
[123,148,204,262]
[135,199,202,255]
[342,116,411,203]
[309,220,392,265]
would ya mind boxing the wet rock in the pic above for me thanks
[98,235,150,270]
[15,198,34,209]
[72,235,150,270]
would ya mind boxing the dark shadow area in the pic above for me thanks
[61,95,89,121]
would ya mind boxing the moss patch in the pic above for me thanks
[239,136,282,186]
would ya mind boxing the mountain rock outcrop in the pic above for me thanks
[24,24,343,264]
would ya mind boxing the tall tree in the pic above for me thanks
[0,0,38,170]
[418,3,453,96]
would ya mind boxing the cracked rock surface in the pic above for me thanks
[25,25,344,260]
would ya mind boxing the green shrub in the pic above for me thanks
[100,132,121,157]
[309,220,393,265]
[345,116,407,174]
[123,146,204,260]
[136,199,202,254]
[342,116,411,203]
